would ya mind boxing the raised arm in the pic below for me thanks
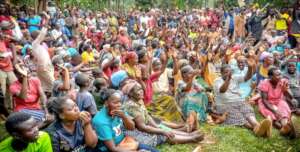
[244,59,255,82]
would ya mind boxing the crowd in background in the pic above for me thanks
[0,0,300,151]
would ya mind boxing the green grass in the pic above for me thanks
[158,109,300,152]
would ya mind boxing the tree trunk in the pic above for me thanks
[36,0,47,13]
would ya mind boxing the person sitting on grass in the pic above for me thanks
[92,88,158,152]
[213,61,272,138]
[258,67,298,136]
[0,112,52,152]
[283,60,300,115]
[123,81,204,147]
[46,96,98,152]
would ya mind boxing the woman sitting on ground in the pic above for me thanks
[123,81,204,147]
[45,96,98,151]
[176,65,209,132]
[92,88,158,152]
[214,63,272,138]
[258,67,297,136]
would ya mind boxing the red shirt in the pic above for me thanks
[143,72,160,105]
[0,41,13,72]
[10,77,42,111]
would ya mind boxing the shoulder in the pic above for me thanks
[38,131,51,140]
[92,108,110,125]
[0,136,13,151]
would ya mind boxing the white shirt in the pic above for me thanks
[32,27,52,69]
[213,75,245,105]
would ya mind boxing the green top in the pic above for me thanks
[0,131,53,152]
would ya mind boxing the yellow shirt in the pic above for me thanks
[81,51,94,63]
[275,14,289,30]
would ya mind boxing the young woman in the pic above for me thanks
[123,81,204,147]
[46,96,98,151]
[92,88,158,152]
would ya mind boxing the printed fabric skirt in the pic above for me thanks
[216,101,255,126]
[181,92,209,123]
[125,129,167,147]
[147,94,184,123]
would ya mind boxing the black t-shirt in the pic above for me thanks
[45,121,86,152]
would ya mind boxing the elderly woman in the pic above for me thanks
[232,56,254,99]
[123,81,204,147]
[147,52,184,123]
[214,61,272,138]
[256,52,274,84]
[121,51,141,80]
[258,67,296,135]
[177,65,209,132]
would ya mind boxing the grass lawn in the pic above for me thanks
[158,109,300,152]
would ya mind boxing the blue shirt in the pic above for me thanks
[76,91,97,115]
[92,107,125,151]
[27,16,41,33]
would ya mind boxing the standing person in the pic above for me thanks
[46,97,98,152]
[31,12,54,96]
[0,32,17,114]
[234,11,246,43]
[0,112,52,152]
[247,9,269,45]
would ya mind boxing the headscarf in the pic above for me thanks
[110,70,128,88]
[124,51,137,62]
[122,80,140,95]
[259,51,272,62]
[21,44,32,57]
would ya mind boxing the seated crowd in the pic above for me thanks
[1,1,300,151]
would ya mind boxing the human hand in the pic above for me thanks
[80,111,92,126]
[110,109,126,118]
[247,58,256,68]
[163,131,175,139]
[281,80,289,92]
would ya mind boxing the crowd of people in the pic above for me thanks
[0,0,300,151]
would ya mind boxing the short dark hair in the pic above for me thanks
[75,73,89,87]
[268,66,279,77]
[220,64,231,73]
[99,88,117,102]
[5,112,32,134]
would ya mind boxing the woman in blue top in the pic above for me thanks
[92,89,158,152]
[27,9,41,33]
